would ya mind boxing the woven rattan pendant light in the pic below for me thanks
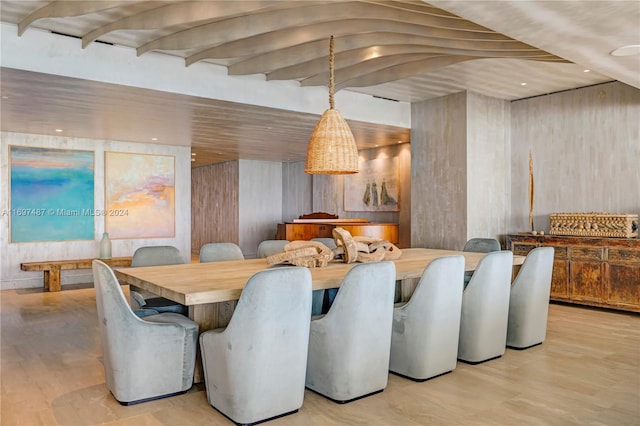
[305,36,359,175]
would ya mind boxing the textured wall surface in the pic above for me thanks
[282,143,412,247]
[191,161,239,254]
[282,162,312,222]
[510,81,640,233]
[466,92,511,247]
[411,92,467,250]
[238,160,283,258]
[1,132,191,289]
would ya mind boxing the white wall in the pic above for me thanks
[0,132,191,290]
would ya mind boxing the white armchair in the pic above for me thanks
[390,255,465,381]
[92,260,198,405]
[305,261,396,403]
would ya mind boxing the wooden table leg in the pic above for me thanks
[189,300,237,383]
[399,277,420,302]
[45,268,62,292]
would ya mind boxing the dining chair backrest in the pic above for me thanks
[305,261,396,402]
[458,250,513,363]
[463,238,501,253]
[390,255,465,380]
[311,237,338,250]
[199,267,312,424]
[199,242,244,263]
[129,245,186,314]
[257,240,289,258]
[507,247,555,349]
[131,245,184,267]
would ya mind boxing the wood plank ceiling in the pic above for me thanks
[0,0,634,167]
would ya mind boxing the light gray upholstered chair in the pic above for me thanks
[130,246,187,315]
[463,238,501,253]
[390,255,465,381]
[199,267,312,425]
[507,247,555,349]
[306,261,396,403]
[310,238,337,315]
[257,239,290,258]
[92,260,198,405]
[462,237,501,286]
[458,250,513,364]
[311,237,338,250]
[199,242,244,263]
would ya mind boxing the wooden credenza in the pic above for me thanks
[507,234,640,312]
[276,222,399,245]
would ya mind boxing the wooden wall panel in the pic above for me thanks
[191,161,239,255]
[510,81,640,234]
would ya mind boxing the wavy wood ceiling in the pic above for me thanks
[5,0,569,91]
[1,0,629,167]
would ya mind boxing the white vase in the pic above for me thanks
[100,232,112,260]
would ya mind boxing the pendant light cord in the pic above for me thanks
[329,35,335,110]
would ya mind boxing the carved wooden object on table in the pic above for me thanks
[549,212,638,238]
[507,234,639,312]
[267,228,402,267]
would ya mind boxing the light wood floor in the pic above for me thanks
[1,285,639,426]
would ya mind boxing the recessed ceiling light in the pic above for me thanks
[55,129,63,132]
[191,158,196,162]
[583,69,590,73]
[520,82,527,86]
[191,153,196,156]
[610,45,640,57]
[151,137,158,141]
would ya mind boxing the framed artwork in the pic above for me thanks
[105,152,175,239]
[9,146,95,242]
[344,157,399,212]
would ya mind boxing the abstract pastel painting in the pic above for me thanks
[9,146,95,242]
[344,157,399,212]
[105,152,175,239]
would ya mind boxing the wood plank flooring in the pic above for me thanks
[1,285,638,426]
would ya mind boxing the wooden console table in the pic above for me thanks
[21,257,132,292]
[276,221,399,244]
[507,234,639,312]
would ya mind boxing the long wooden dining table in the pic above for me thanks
[114,248,524,382]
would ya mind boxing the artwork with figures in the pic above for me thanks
[105,152,175,239]
[9,146,94,242]
[344,157,399,212]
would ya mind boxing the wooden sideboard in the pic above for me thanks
[507,234,639,312]
[276,222,399,245]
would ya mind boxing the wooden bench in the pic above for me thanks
[21,257,132,292]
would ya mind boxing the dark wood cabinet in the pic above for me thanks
[507,234,640,312]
